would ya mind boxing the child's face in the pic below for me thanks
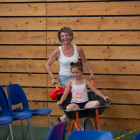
[72,67,83,80]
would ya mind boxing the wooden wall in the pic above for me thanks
[0,0,140,131]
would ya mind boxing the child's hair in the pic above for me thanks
[70,62,83,72]
[57,27,73,43]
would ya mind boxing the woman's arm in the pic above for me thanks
[57,81,71,105]
[87,80,109,101]
[45,48,59,85]
[77,46,95,79]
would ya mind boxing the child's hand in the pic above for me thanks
[57,101,62,106]
[103,96,110,101]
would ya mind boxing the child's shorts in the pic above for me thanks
[72,101,89,109]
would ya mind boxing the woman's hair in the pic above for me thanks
[70,62,83,72]
[57,27,73,43]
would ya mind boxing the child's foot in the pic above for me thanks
[57,117,61,122]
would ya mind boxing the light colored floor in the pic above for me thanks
[0,125,139,140]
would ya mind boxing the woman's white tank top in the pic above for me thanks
[58,44,79,76]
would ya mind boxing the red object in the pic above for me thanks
[49,83,71,100]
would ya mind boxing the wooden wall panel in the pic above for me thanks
[0,32,46,44]
[28,102,48,109]
[12,115,51,127]
[24,88,48,101]
[48,103,140,119]
[1,59,140,74]
[47,17,140,30]
[98,90,140,105]
[0,60,47,73]
[47,88,140,105]
[46,60,140,74]
[0,0,116,2]
[0,0,140,131]
[0,18,46,30]
[46,0,113,1]
[0,46,46,58]
[47,32,140,45]
[3,16,140,31]
[47,46,140,60]
[48,74,140,89]
[1,74,140,89]
[0,4,46,16]
[11,115,140,131]
[0,74,47,87]
[0,0,45,2]
[99,118,140,131]
[46,2,140,16]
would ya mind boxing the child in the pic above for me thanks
[57,62,109,110]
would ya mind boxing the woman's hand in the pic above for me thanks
[103,96,110,101]
[90,73,95,80]
[51,78,57,85]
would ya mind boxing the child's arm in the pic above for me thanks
[87,80,109,101]
[57,81,71,105]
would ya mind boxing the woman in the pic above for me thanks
[45,27,95,126]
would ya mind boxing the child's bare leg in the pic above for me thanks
[66,103,79,110]
[79,101,100,130]
[61,104,79,120]
[85,101,100,108]
[60,114,68,121]
[66,104,84,130]
[79,119,84,130]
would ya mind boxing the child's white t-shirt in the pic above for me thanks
[71,79,89,103]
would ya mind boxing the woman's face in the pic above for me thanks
[60,32,72,44]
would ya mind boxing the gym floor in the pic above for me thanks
[0,125,139,140]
